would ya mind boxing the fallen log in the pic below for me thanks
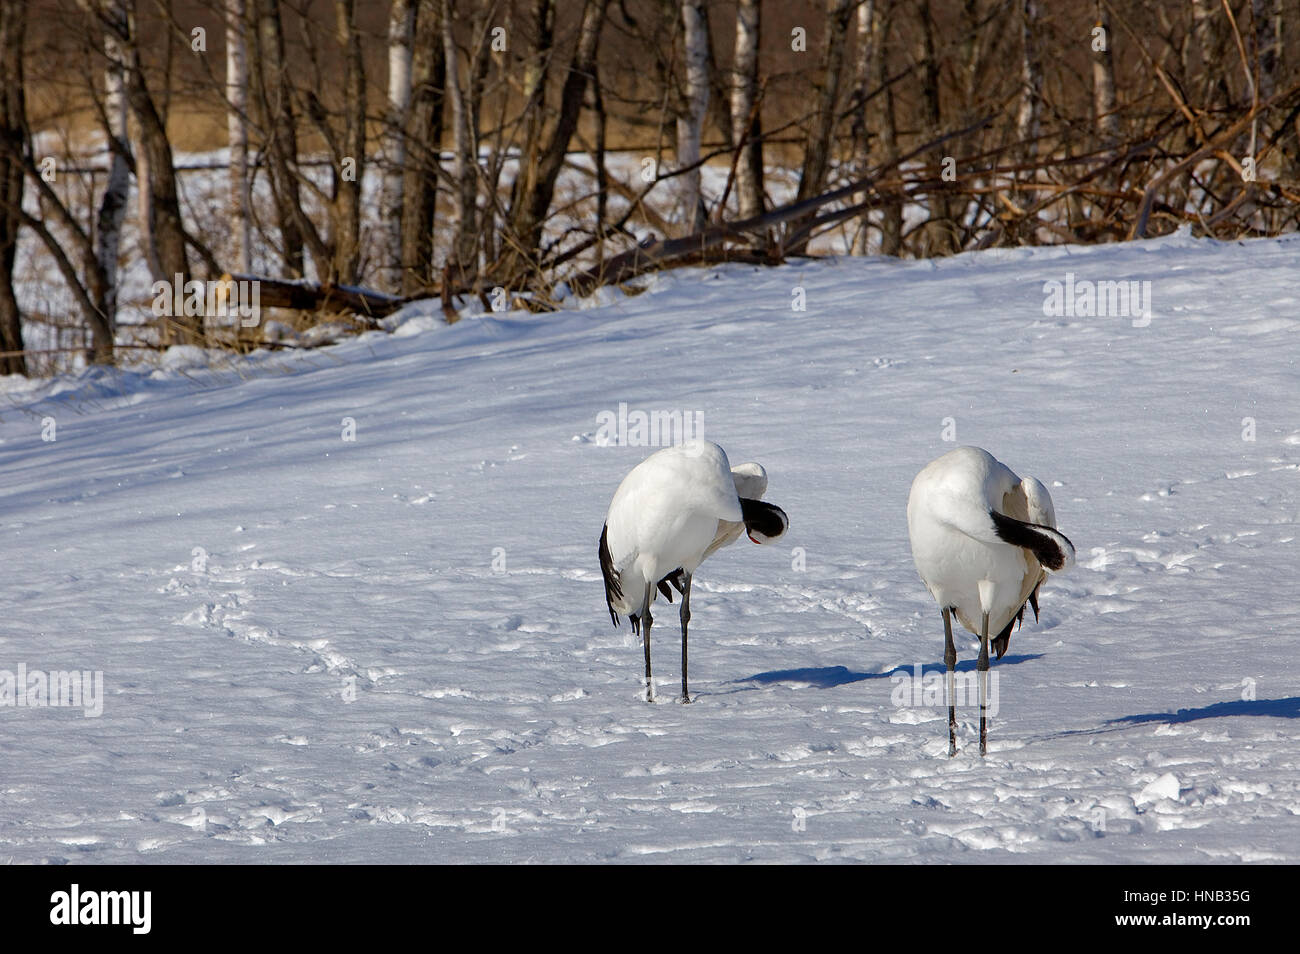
[222,273,410,323]
[566,114,995,297]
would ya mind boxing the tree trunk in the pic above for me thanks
[505,0,607,276]
[700,2,732,156]
[500,0,556,276]
[677,0,710,233]
[442,0,487,283]
[797,0,854,205]
[849,0,876,254]
[875,4,901,256]
[1253,0,1281,103]
[251,0,308,277]
[0,0,27,375]
[226,0,252,274]
[916,0,957,255]
[93,0,130,362]
[332,0,365,285]
[376,0,414,293]
[1016,0,1041,154]
[106,0,196,343]
[1016,0,1042,238]
[730,0,763,221]
[1091,1,1118,146]
[401,0,445,296]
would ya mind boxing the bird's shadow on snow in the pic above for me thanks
[735,654,1046,690]
[1106,697,1300,725]
[1036,696,1300,745]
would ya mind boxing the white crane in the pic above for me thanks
[598,440,788,703]
[906,446,1074,756]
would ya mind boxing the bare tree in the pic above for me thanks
[730,0,763,220]
[377,0,415,293]
[874,0,902,256]
[331,0,366,284]
[94,0,131,352]
[226,0,252,273]
[97,0,196,342]
[501,0,558,273]
[1015,0,1042,236]
[796,0,854,207]
[677,0,709,232]
[1253,0,1282,102]
[401,0,446,296]
[501,0,608,279]
[442,0,492,284]
[915,0,958,255]
[848,0,876,254]
[1016,0,1041,154]
[1092,1,1119,146]
[250,0,308,277]
[0,0,26,374]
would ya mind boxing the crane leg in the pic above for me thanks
[943,608,957,757]
[642,583,655,703]
[978,610,990,756]
[679,572,693,703]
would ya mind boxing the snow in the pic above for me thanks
[1,230,1298,863]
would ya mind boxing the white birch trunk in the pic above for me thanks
[97,0,131,328]
[677,0,709,233]
[1016,0,1041,232]
[1016,0,1041,155]
[730,0,761,219]
[442,2,478,272]
[850,0,876,254]
[379,0,415,292]
[226,0,251,273]
[1092,1,1118,145]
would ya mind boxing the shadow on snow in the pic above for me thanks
[737,654,1046,690]
[1106,696,1300,725]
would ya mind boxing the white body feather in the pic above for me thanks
[603,442,781,618]
[907,446,1073,639]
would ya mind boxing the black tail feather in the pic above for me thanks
[656,568,685,603]
[991,604,1025,660]
[739,498,789,542]
[989,510,1072,571]
[598,524,622,627]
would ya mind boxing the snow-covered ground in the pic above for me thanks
[1,229,1297,863]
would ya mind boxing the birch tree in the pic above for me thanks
[730,0,763,220]
[677,0,709,233]
[1016,0,1041,155]
[1092,1,1118,146]
[93,0,131,353]
[226,0,252,273]
[93,0,196,343]
[378,0,415,293]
